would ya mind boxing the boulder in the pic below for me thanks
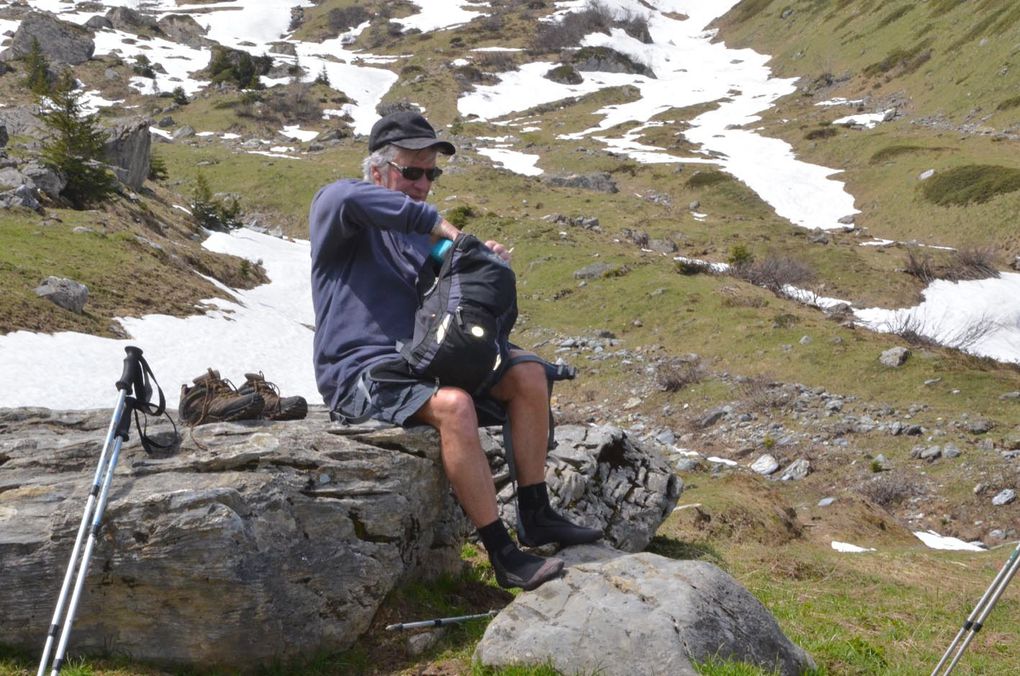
[102,118,151,189]
[475,548,815,675]
[570,46,655,78]
[156,14,212,48]
[104,7,160,34]
[0,183,41,211]
[84,16,113,31]
[0,410,679,669]
[1,12,95,66]
[879,346,910,367]
[22,160,66,198]
[34,276,89,313]
[0,105,46,137]
[491,425,682,552]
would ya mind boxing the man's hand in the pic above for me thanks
[485,240,512,263]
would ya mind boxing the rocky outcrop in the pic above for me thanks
[102,118,151,189]
[0,409,678,669]
[570,46,655,78]
[475,546,815,675]
[0,12,95,66]
[104,7,159,34]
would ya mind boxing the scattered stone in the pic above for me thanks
[924,378,941,386]
[172,125,195,140]
[942,443,961,459]
[698,407,728,429]
[992,489,1016,506]
[546,172,618,193]
[799,335,813,345]
[915,445,942,461]
[968,419,994,435]
[872,454,890,471]
[573,262,614,280]
[780,458,810,481]
[1001,391,1020,400]
[880,346,910,367]
[837,214,856,225]
[818,497,836,507]
[475,551,816,675]
[809,229,829,244]
[688,200,700,210]
[34,276,89,313]
[974,483,987,495]
[918,169,935,180]
[751,454,780,476]
[904,424,923,436]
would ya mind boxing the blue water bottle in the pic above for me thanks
[430,238,452,263]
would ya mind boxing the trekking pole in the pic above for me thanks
[931,540,1020,675]
[38,346,154,676]
[385,610,497,631]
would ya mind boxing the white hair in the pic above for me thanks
[362,145,400,181]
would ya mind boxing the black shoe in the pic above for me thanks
[518,505,602,548]
[490,544,564,591]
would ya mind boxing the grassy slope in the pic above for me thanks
[3,1,1020,674]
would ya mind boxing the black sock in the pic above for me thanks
[477,519,551,585]
[517,482,550,515]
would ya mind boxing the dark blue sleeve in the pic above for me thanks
[309,179,439,251]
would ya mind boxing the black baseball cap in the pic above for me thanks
[368,111,456,155]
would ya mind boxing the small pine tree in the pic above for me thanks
[314,65,330,86]
[22,37,50,95]
[148,151,169,181]
[190,173,219,228]
[40,74,116,208]
[171,86,189,106]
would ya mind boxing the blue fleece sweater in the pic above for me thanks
[308,179,441,410]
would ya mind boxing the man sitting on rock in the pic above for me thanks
[308,111,600,590]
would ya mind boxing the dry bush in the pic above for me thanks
[887,311,999,352]
[855,473,924,508]
[738,375,793,412]
[475,51,517,72]
[903,247,937,282]
[947,246,1000,281]
[731,256,815,295]
[655,357,705,393]
[530,0,648,53]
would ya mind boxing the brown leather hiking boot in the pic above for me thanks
[238,372,308,421]
[178,369,265,426]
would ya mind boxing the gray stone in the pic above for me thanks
[750,454,780,475]
[818,497,836,507]
[22,160,66,198]
[942,443,961,459]
[880,346,910,367]
[156,14,212,48]
[780,458,811,481]
[837,214,856,225]
[992,489,1016,506]
[105,6,160,33]
[918,169,935,180]
[34,276,89,313]
[0,124,7,148]
[916,445,942,461]
[573,262,614,279]
[1,12,95,65]
[546,172,618,193]
[172,125,195,140]
[968,419,994,435]
[475,553,815,675]
[103,118,151,189]
[698,407,728,429]
[85,16,114,31]
[0,184,41,211]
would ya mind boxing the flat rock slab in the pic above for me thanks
[475,551,815,676]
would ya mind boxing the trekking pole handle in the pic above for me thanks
[116,346,144,394]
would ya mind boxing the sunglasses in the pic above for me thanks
[388,161,443,182]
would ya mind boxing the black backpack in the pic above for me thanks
[398,233,518,395]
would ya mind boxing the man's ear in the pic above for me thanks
[370,163,384,186]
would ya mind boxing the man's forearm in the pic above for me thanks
[431,217,462,243]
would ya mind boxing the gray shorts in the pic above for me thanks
[332,357,507,427]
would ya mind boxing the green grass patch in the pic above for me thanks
[921,164,1020,206]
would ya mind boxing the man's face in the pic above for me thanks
[372,147,439,202]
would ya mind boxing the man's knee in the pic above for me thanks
[421,387,479,430]
[501,359,547,400]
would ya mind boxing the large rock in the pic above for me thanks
[34,276,88,313]
[156,14,212,48]
[1,12,95,66]
[475,549,815,675]
[103,118,151,189]
[104,7,160,34]
[492,425,682,552]
[0,408,463,668]
[545,172,619,193]
[0,409,678,669]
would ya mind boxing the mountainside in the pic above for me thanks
[2,1,1020,674]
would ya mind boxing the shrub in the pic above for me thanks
[545,64,582,84]
[444,205,476,228]
[21,37,50,95]
[40,74,116,208]
[206,46,272,89]
[920,164,1020,206]
[996,95,1020,111]
[805,125,837,140]
[674,259,713,275]
[902,247,937,283]
[686,170,729,188]
[148,151,168,181]
[530,0,650,52]
[727,245,754,267]
[655,357,704,392]
[133,54,155,78]
[731,256,815,295]
[951,247,999,280]
[171,86,189,106]
[856,474,923,508]
[190,173,242,231]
